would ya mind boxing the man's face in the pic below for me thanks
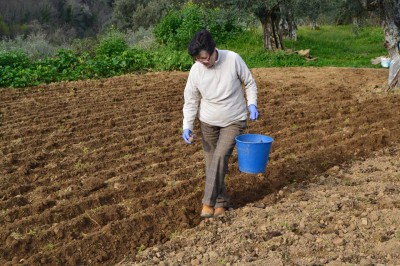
[194,49,216,68]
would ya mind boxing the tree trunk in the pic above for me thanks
[259,4,284,50]
[311,19,319,30]
[363,0,399,57]
[383,20,399,58]
[261,18,272,50]
[280,2,297,41]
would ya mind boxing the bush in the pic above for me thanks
[173,4,204,50]
[154,3,242,50]
[153,9,183,46]
[152,47,192,71]
[0,50,31,68]
[121,48,154,71]
[95,30,128,57]
[0,45,159,88]
[71,37,98,56]
[0,66,38,88]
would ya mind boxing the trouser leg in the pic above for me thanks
[200,120,246,208]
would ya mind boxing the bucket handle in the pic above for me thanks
[246,110,260,134]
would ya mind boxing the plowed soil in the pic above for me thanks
[1,67,400,265]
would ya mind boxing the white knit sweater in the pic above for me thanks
[182,49,258,131]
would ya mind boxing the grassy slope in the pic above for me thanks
[220,25,387,68]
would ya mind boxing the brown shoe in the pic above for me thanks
[200,205,214,218]
[214,207,226,217]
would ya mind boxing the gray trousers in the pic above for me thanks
[200,120,247,208]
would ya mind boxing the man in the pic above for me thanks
[182,29,259,218]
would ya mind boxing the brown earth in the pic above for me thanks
[1,67,400,265]
[131,145,400,266]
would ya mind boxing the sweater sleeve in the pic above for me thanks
[235,54,257,107]
[182,69,201,131]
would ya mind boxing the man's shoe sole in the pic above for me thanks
[200,212,213,218]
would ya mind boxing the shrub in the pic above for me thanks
[121,48,154,71]
[95,30,128,57]
[152,47,192,71]
[153,3,242,50]
[0,50,31,68]
[71,37,99,56]
[153,9,182,46]
[173,4,204,50]
[51,49,81,74]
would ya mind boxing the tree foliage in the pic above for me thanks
[0,0,113,40]
[111,0,185,31]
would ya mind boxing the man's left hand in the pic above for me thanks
[248,104,259,120]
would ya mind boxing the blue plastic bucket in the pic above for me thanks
[235,134,274,174]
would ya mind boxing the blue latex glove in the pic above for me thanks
[182,129,193,144]
[248,104,259,120]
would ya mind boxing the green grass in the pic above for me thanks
[222,25,387,68]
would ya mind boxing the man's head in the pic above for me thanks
[188,29,217,68]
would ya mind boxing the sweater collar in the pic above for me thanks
[214,49,220,66]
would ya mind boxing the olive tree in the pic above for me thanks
[212,0,297,50]
[367,0,400,58]
[112,0,185,31]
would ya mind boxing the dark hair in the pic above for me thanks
[187,29,216,57]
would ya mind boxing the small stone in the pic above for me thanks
[329,166,340,173]
[253,202,266,209]
[191,259,201,265]
[260,224,268,231]
[348,224,357,231]
[370,212,380,222]
[176,252,185,262]
[208,251,218,259]
[299,220,306,230]
[361,218,369,226]
[332,237,345,246]
[359,258,373,266]
[113,182,126,190]
[319,258,328,264]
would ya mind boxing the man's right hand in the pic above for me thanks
[182,129,193,144]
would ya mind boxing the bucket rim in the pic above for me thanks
[235,133,274,144]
